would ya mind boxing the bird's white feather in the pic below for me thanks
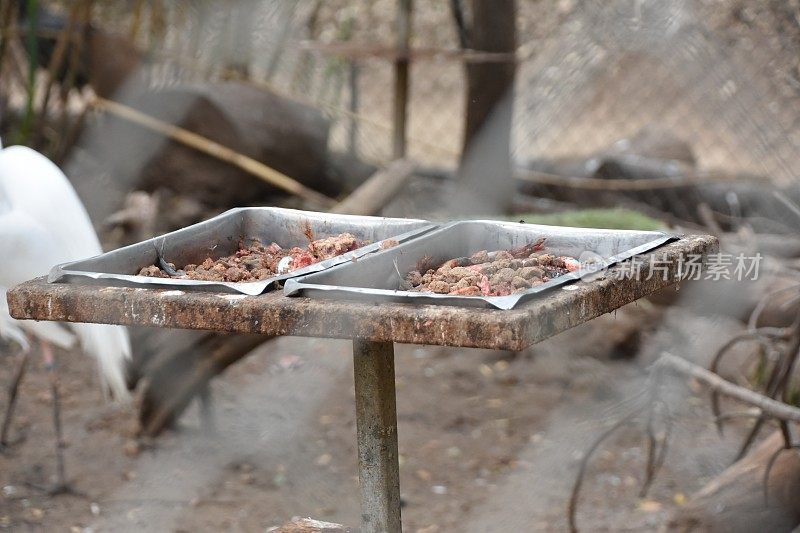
[0,146,103,260]
[71,323,131,400]
[0,287,31,351]
[0,210,78,350]
[0,146,130,400]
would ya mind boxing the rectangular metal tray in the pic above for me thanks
[284,220,678,309]
[49,207,435,295]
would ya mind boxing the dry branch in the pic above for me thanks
[296,41,516,63]
[331,159,415,216]
[515,167,764,191]
[92,96,336,209]
[568,410,643,533]
[708,328,788,433]
[657,352,800,423]
[32,0,83,146]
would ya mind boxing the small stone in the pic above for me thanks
[495,419,510,431]
[519,266,544,280]
[123,440,140,458]
[90,502,100,516]
[428,280,451,294]
[511,276,530,289]
[431,485,448,495]
[448,267,474,280]
[315,453,332,466]
[470,250,489,264]
[490,268,516,286]
[416,469,432,481]
[406,270,422,286]
[637,499,662,512]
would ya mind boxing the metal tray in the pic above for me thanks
[284,220,679,309]
[49,207,435,295]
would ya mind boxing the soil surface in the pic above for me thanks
[0,300,756,532]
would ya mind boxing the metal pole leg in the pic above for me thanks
[353,339,402,533]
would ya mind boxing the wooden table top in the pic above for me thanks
[7,235,717,352]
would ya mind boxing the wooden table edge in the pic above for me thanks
[7,235,718,351]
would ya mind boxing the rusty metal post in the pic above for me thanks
[348,59,360,156]
[392,0,412,158]
[353,339,402,533]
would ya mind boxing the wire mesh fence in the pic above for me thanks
[512,1,800,185]
[1,0,798,183]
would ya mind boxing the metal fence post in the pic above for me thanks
[353,338,402,533]
[393,0,412,159]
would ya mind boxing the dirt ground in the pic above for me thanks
[0,297,757,532]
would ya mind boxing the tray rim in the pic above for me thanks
[284,219,681,309]
[48,207,436,296]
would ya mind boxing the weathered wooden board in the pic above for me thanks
[7,235,716,351]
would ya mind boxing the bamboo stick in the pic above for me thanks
[92,96,336,208]
[0,1,17,119]
[331,158,415,215]
[0,1,16,77]
[53,0,92,161]
[128,0,146,42]
[32,0,83,147]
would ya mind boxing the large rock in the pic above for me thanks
[666,432,800,532]
[90,82,334,210]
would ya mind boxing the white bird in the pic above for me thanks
[0,142,131,491]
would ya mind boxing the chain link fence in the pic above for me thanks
[512,0,800,185]
[5,0,799,182]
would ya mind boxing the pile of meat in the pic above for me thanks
[403,240,581,297]
[138,233,366,282]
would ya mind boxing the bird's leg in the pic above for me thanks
[0,350,31,449]
[41,341,69,494]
